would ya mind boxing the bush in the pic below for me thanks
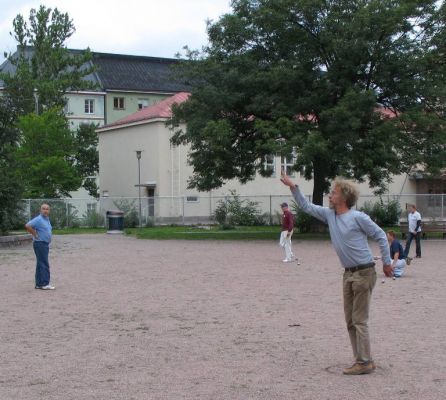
[289,201,326,233]
[360,199,401,226]
[213,190,263,227]
[82,210,105,228]
[113,199,139,228]
[145,217,154,227]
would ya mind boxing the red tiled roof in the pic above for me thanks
[105,92,190,128]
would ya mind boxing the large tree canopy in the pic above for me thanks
[16,109,82,198]
[170,0,445,204]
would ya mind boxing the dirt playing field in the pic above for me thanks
[0,234,445,400]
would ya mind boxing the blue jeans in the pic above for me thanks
[33,241,50,287]
[404,232,421,257]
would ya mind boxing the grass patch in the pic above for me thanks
[53,227,107,235]
[43,225,432,241]
[125,225,331,241]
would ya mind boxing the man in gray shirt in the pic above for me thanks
[280,171,392,375]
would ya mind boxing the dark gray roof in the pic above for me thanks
[92,52,189,93]
[0,46,101,89]
[1,47,190,93]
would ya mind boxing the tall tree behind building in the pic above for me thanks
[0,5,99,198]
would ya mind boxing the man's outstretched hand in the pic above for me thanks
[280,170,295,188]
[383,264,393,277]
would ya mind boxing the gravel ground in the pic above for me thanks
[0,234,445,400]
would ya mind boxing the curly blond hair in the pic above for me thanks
[333,179,359,209]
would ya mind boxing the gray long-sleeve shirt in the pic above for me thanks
[291,186,391,268]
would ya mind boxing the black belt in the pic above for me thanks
[344,262,375,273]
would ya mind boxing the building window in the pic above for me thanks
[113,97,125,109]
[263,154,276,176]
[87,203,97,214]
[281,151,296,176]
[84,99,94,114]
[186,196,199,203]
[138,99,149,110]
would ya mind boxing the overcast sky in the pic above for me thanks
[0,0,232,63]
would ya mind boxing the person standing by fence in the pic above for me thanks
[404,204,422,261]
[25,204,55,290]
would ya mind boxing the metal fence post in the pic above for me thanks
[65,199,69,229]
[269,195,272,225]
[442,194,444,220]
[182,196,185,226]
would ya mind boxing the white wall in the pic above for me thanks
[99,120,417,199]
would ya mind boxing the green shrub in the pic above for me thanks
[213,190,263,227]
[113,199,139,228]
[145,217,154,227]
[82,210,105,228]
[289,201,326,233]
[360,199,401,226]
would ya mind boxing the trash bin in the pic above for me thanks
[106,210,124,233]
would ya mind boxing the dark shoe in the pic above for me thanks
[416,255,421,258]
[406,257,412,265]
[343,362,376,375]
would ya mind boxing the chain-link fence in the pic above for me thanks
[18,193,446,229]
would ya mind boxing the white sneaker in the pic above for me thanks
[283,259,291,263]
[296,259,301,265]
[39,284,55,290]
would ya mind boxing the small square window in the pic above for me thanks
[113,97,125,109]
[138,99,149,110]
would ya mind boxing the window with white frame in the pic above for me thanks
[186,196,199,203]
[263,154,276,176]
[84,99,94,114]
[281,150,296,176]
[137,99,149,110]
[86,203,97,214]
[113,97,125,109]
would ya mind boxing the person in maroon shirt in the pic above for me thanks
[279,202,298,263]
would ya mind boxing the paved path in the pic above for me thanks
[0,234,445,400]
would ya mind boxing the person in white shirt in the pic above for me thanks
[404,204,422,259]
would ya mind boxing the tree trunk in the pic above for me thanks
[312,157,330,206]
[310,157,330,233]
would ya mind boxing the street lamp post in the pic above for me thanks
[136,150,142,227]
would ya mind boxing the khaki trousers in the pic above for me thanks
[343,267,377,364]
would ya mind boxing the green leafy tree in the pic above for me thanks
[170,0,445,204]
[0,97,23,233]
[74,123,99,198]
[0,5,99,198]
[16,109,82,198]
[1,5,95,114]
